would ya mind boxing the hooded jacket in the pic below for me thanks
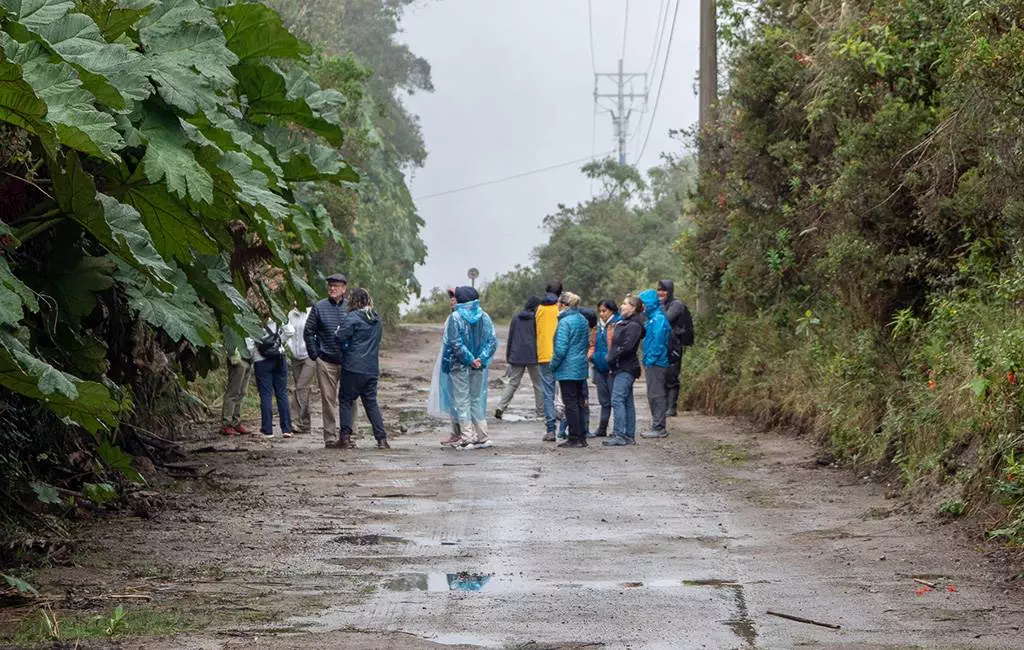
[639,289,671,368]
[443,289,498,372]
[550,307,590,381]
[535,292,559,363]
[303,294,349,364]
[606,311,645,378]
[591,313,621,374]
[335,307,383,376]
[506,297,540,366]
[658,279,694,353]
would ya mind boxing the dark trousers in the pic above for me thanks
[340,372,387,440]
[559,380,586,441]
[593,370,612,433]
[254,357,291,434]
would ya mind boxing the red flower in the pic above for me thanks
[717,194,727,209]
[1008,371,1016,385]
[946,585,957,593]
[928,379,936,390]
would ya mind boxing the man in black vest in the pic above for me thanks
[303,273,349,447]
[657,279,694,417]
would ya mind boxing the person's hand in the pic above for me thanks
[472,359,482,369]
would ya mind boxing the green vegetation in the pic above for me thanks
[4,605,202,645]
[682,0,1024,541]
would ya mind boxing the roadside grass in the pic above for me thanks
[711,442,750,466]
[3,606,205,646]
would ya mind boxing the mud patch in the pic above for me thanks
[331,534,409,546]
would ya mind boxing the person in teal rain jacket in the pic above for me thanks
[550,292,590,447]
[437,286,498,449]
[638,289,672,438]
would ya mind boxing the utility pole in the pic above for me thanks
[697,0,717,316]
[594,59,647,165]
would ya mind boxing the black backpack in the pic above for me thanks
[255,325,282,358]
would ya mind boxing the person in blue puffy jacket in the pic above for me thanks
[590,300,620,437]
[638,289,672,438]
[439,286,498,450]
[549,292,590,447]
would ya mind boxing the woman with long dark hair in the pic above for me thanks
[603,295,645,446]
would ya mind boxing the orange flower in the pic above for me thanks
[928,379,936,390]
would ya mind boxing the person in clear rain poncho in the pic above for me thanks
[428,286,498,450]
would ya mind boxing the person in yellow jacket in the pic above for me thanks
[536,281,562,441]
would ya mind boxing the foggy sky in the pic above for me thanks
[400,0,700,300]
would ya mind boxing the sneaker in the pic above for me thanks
[220,425,238,436]
[234,423,251,435]
[261,430,275,439]
[458,439,493,450]
[377,439,391,449]
[585,431,597,438]
[440,434,462,447]
[542,432,556,442]
[282,431,293,439]
[556,432,568,440]
[640,429,669,439]
[557,439,587,448]
[494,408,503,420]
[602,436,635,446]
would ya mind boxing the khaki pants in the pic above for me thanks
[289,357,316,432]
[315,358,342,442]
[222,360,252,425]
[496,364,544,416]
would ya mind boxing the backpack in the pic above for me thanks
[681,308,694,346]
[256,325,282,358]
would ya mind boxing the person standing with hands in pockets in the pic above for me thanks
[303,273,349,448]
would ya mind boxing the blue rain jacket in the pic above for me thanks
[591,314,620,374]
[550,308,590,381]
[442,299,498,373]
[639,289,670,368]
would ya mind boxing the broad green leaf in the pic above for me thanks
[2,572,39,595]
[1,34,122,159]
[5,0,152,108]
[0,330,125,432]
[76,0,155,41]
[213,150,288,218]
[138,0,237,114]
[969,376,990,399]
[263,123,357,182]
[30,481,62,505]
[51,151,173,286]
[96,437,143,483]
[287,203,323,250]
[115,261,218,346]
[39,254,116,325]
[234,62,343,145]
[0,50,58,149]
[119,180,217,262]
[215,2,310,62]
[189,110,283,186]
[0,254,39,326]
[140,109,213,203]
[82,481,118,504]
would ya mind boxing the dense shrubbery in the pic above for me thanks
[684,0,1024,541]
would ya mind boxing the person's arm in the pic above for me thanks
[303,305,320,360]
[479,315,498,367]
[506,317,517,362]
[550,320,567,371]
[587,328,597,361]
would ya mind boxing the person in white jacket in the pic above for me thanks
[285,304,314,433]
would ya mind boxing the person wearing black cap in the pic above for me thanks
[494,296,544,420]
[303,273,350,448]
[656,279,693,417]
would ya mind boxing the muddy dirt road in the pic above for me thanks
[14,325,1024,649]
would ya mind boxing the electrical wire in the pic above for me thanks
[635,0,681,164]
[645,0,669,80]
[414,152,616,201]
[620,0,630,62]
[587,0,597,75]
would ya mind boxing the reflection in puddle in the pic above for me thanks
[382,574,741,594]
[385,572,496,592]
[331,534,408,545]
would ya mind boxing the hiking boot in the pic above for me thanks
[542,431,556,442]
[640,429,668,439]
[557,439,587,448]
[220,425,238,436]
[234,423,251,435]
[325,440,343,449]
[440,433,462,447]
[494,408,503,420]
[602,436,635,446]
[377,439,391,449]
[339,433,356,449]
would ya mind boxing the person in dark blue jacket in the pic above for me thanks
[335,288,388,449]
[603,295,645,446]
[591,300,620,437]
[638,289,672,438]
[495,296,543,420]
[303,273,349,447]
[550,292,590,448]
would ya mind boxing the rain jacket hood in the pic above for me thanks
[455,299,485,325]
[657,279,675,302]
[639,289,670,368]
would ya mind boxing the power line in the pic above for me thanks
[636,0,681,164]
[587,0,597,75]
[620,0,630,61]
[645,0,670,80]
[414,152,615,201]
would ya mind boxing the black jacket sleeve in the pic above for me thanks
[303,304,321,360]
[665,300,693,347]
[607,322,640,369]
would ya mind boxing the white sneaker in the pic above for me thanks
[459,439,493,450]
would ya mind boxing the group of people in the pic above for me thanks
[219,273,391,449]
[429,279,693,449]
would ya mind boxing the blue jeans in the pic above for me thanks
[539,363,557,433]
[254,357,292,434]
[610,371,636,439]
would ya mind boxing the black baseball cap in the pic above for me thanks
[326,273,348,284]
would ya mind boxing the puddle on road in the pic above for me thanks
[683,578,757,648]
[331,534,408,546]
[382,573,738,594]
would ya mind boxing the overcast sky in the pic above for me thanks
[400,0,700,300]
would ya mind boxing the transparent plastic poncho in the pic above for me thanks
[426,301,498,420]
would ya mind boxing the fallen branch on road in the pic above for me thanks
[767,610,841,629]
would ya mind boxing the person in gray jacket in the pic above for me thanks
[494,296,543,420]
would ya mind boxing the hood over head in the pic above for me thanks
[456,299,483,324]
[524,296,541,312]
[657,279,675,301]
[454,286,479,304]
[579,307,598,329]
[639,289,662,314]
